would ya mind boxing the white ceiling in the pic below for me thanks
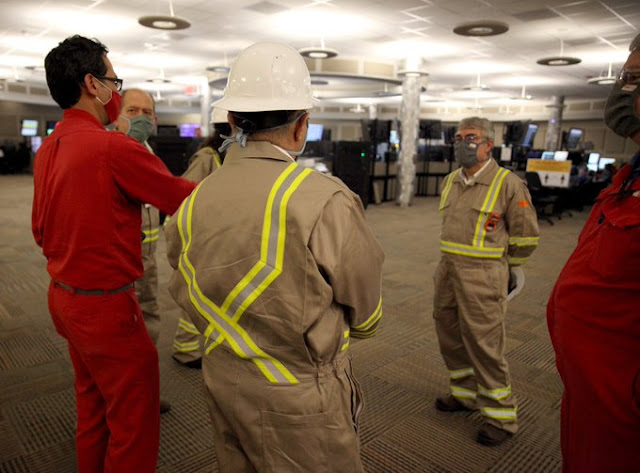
[0,0,638,113]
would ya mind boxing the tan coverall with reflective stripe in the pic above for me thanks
[434,158,539,434]
[171,146,222,363]
[166,141,384,473]
[137,141,162,343]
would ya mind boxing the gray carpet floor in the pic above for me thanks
[0,173,585,472]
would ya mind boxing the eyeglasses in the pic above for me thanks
[94,75,123,92]
[618,67,640,86]
[454,134,482,143]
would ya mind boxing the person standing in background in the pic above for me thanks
[171,109,230,369]
[115,88,171,413]
[547,33,640,473]
[433,116,539,447]
[32,35,196,473]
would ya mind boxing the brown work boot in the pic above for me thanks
[477,424,513,447]
[435,395,472,412]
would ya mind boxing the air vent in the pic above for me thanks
[30,87,50,96]
[513,9,559,22]
[245,1,288,14]
[7,83,27,94]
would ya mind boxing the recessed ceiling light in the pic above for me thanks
[147,77,171,84]
[453,21,509,37]
[138,15,190,30]
[537,56,581,66]
[299,47,338,59]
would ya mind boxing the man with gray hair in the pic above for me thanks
[433,116,539,446]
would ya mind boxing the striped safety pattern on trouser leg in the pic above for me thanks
[480,407,518,421]
[175,163,312,384]
[478,384,512,401]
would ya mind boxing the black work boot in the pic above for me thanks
[477,424,513,447]
[435,395,472,412]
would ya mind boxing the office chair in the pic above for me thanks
[525,172,558,225]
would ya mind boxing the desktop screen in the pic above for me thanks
[541,151,555,160]
[46,120,59,135]
[587,152,600,172]
[598,157,616,170]
[307,123,324,142]
[521,123,538,148]
[565,128,583,150]
[389,130,400,146]
[179,123,201,138]
[30,136,43,153]
[21,119,38,137]
[554,151,569,161]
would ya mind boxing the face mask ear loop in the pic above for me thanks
[218,127,248,153]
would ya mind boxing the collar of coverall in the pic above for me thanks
[455,158,499,186]
[223,140,296,164]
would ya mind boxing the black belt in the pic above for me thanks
[54,281,134,296]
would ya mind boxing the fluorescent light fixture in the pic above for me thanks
[206,66,231,73]
[587,63,617,85]
[397,70,428,78]
[537,39,581,66]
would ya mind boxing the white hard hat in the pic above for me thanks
[213,42,315,112]
[210,106,228,125]
[507,266,525,301]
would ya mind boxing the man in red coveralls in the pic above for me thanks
[31,35,196,473]
[547,32,640,473]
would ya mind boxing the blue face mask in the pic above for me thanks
[119,115,155,143]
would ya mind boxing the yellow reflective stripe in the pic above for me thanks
[173,340,201,352]
[178,318,200,335]
[341,340,350,351]
[343,330,350,338]
[440,240,504,259]
[507,256,528,265]
[213,151,222,168]
[508,236,539,247]
[351,329,377,339]
[480,407,518,421]
[176,185,299,385]
[220,163,298,315]
[473,168,509,247]
[163,215,172,227]
[353,296,383,332]
[450,367,475,380]
[439,169,459,211]
[451,386,477,400]
[142,227,160,243]
[478,384,512,401]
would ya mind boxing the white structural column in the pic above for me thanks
[544,95,564,150]
[397,74,421,207]
[200,77,212,138]
[368,103,377,120]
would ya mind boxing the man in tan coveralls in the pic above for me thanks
[433,116,539,446]
[166,42,385,473]
[115,89,169,412]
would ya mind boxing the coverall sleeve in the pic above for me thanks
[504,177,540,266]
[183,147,220,182]
[108,133,197,216]
[308,191,385,338]
[165,206,182,271]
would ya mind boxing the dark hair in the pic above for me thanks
[230,110,305,133]
[198,125,232,163]
[45,35,108,109]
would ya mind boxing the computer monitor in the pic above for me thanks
[587,152,600,172]
[565,128,583,150]
[521,123,539,148]
[554,151,569,161]
[46,120,59,135]
[179,123,201,138]
[21,119,38,137]
[30,136,43,153]
[389,130,400,146]
[541,151,555,160]
[598,157,616,170]
[307,123,324,142]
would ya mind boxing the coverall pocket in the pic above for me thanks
[261,410,329,473]
[344,360,364,433]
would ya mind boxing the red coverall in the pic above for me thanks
[32,108,196,473]
[547,158,640,473]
